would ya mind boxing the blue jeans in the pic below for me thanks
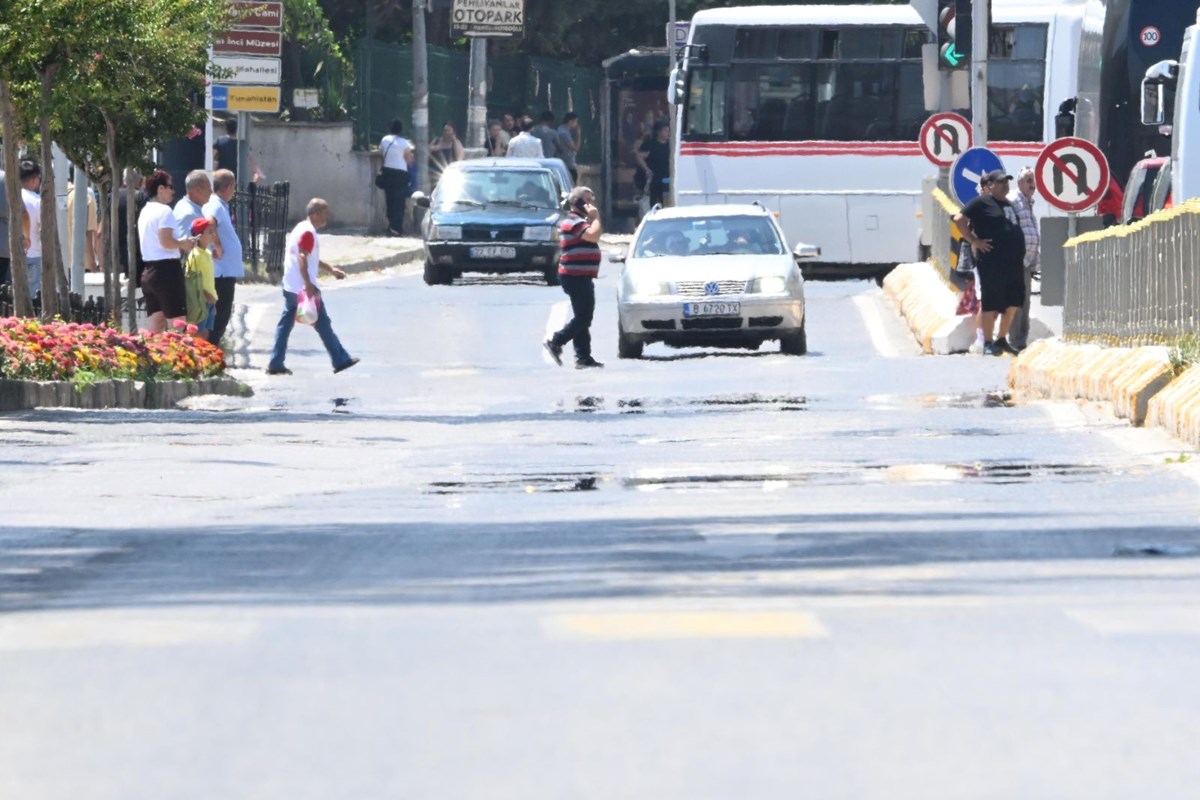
[269,290,353,372]
[552,274,595,361]
[26,256,42,299]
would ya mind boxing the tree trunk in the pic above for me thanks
[37,69,65,320]
[103,114,121,327]
[0,79,33,317]
[126,170,140,333]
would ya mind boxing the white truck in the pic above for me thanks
[1142,8,1200,206]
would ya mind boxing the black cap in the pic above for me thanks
[982,169,1013,184]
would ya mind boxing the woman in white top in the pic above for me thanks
[137,169,196,333]
[379,118,415,236]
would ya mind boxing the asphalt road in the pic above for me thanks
[3,261,1200,799]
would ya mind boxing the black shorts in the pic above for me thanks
[977,262,1025,313]
[141,258,187,318]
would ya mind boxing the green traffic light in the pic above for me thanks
[940,43,962,68]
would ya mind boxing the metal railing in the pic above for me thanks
[229,181,290,280]
[0,284,115,325]
[1065,199,1200,343]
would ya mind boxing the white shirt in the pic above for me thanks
[380,135,412,170]
[138,201,180,261]
[282,219,320,294]
[506,132,544,158]
[22,188,41,258]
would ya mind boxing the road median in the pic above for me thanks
[881,261,974,354]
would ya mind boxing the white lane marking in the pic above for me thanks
[852,293,901,358]
[1065,606,1200,637]
[0,612,258,651]
[544,610,829,640]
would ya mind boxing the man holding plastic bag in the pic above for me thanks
[267,198,360,376]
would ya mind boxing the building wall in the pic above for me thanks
[252,120,387,232]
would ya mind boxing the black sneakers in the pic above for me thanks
[982,341,1004,357]
[333,357,360,374]
[266,366,293,375]
[575,357,604,369]
[1000,339,1022,355]
[543,339,563,366]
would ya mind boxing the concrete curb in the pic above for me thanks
[329,243,425,276]
[1148,365,1200,447]
[0,376,253,412]
[881,261,974,354]
[1008,340,1173,427]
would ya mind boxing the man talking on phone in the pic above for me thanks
[544,186,604,369]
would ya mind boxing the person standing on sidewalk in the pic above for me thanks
[1007,166,1040,351]
[544,187,604,369]
[954,170,1025,356]
[557,112,581,183]
[19,160,43,301]
[173,170,212,242]
[506,117,544,158]
[203,169,243,346]
[636,122,671,208]
[379,118,414,236]
[267,198,359,376]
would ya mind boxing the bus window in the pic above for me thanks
[735,28,777,60]
[685,67,727,138]
[988,25,1047,141]
[731,63,817,140]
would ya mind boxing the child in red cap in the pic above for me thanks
[185,216,218,338]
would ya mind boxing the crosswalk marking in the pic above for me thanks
[544,611,829,640]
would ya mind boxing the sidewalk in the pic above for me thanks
[318,230,425,276]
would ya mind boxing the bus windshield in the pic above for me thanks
[634,216,785,258]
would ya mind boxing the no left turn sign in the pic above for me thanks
[919,112,972,167]
[1035,137,1110,213]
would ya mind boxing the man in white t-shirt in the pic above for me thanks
[379,118,415,236]
[19,160,43,301]
[266,198,359,376]
[506,116,545,158]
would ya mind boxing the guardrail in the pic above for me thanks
[0,284,114,325]
[230,181,290,280]
[1064,199,1200,343]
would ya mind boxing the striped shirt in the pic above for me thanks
[557,212,601,277]
[1010,190,1040,270]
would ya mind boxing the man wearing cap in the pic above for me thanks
[954,169,1025,356]
[267,198,359,376]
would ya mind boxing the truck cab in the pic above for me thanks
[1142,11,1200,204]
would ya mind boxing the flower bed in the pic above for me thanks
[0,318,224,383]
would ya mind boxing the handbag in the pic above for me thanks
[375,137,396,189]
[954,239,975,277]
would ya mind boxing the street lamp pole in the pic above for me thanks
[413,0,431,194]
[668,0,677,207]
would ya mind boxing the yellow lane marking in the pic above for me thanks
[544,611,828,641]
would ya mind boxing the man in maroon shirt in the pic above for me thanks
[544,187,604,369]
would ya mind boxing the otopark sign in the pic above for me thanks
[1035,137,1110,212]
[451,0,524,36]
[919,112,972,167]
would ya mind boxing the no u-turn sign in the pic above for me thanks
[1035,137,1110,212]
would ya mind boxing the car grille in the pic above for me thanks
[681,317,743,330]
[748,316,784,328]
[674,280,747,297]
[641,320,677,330]
[462,226,524,242]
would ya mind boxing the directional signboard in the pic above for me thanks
[451,0,524,36]
[1035,137,1110,212]
[211,56,281,85]
[210,85,281,113]
[949,146,1005,205]
[214,30,282,57]
[919,112,972,167]
[229,1,283,28]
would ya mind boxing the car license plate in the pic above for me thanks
[683,301,740,317]
[469,245,516,259]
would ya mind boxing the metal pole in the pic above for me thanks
[237,111,250,187]
[971,0,988,145]
[413,0,431,194]
[205,47,215,174]
[71,169,87,292]
[668,0,677,206]
[467,36,488,149]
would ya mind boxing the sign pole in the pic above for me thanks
[668,0,677,207]
[467,36,488,150]
[414,0,430,194]
[238,110,249,187]
[971,0,988,145]
[205,47,214,174]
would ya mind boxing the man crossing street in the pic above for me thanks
[544,186,604,369]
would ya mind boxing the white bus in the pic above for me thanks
[674,2,1085,275]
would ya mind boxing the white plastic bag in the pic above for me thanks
[296,290,320,326]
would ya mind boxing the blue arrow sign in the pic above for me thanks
[210,85,229,111]
[950,146,1005,205]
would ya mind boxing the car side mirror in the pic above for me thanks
[792,242,820,261]
[610,252,626,264]
[412,192,430,209]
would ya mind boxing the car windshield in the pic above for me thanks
[633,216,785,258]
[434,169,559,210]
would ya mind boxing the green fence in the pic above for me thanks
[354,40,602,165]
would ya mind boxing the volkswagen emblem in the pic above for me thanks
[490,230,499,240]
[704,281,720,296]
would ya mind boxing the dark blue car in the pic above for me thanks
[414,160,566,286]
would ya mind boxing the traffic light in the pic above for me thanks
[937,0,972,71]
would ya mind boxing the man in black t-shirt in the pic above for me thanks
[954,169,1025,355]
[636,121,671,208]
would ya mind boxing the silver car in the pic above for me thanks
[614,204,816,358]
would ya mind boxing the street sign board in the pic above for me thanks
[949,146,1004,205]
[214,30,282,57]
[1035,137,1110,212]
[211,56,281,85]
[666,21,690,50]
[229,1,283,29]
[919,112,972,166]
[451,0,524,36]
[210,85,281,113]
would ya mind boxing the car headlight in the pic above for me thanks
[750,275,788,294]
[523,225,557,241]
[430,224,462,240]
[631,277,672,297]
